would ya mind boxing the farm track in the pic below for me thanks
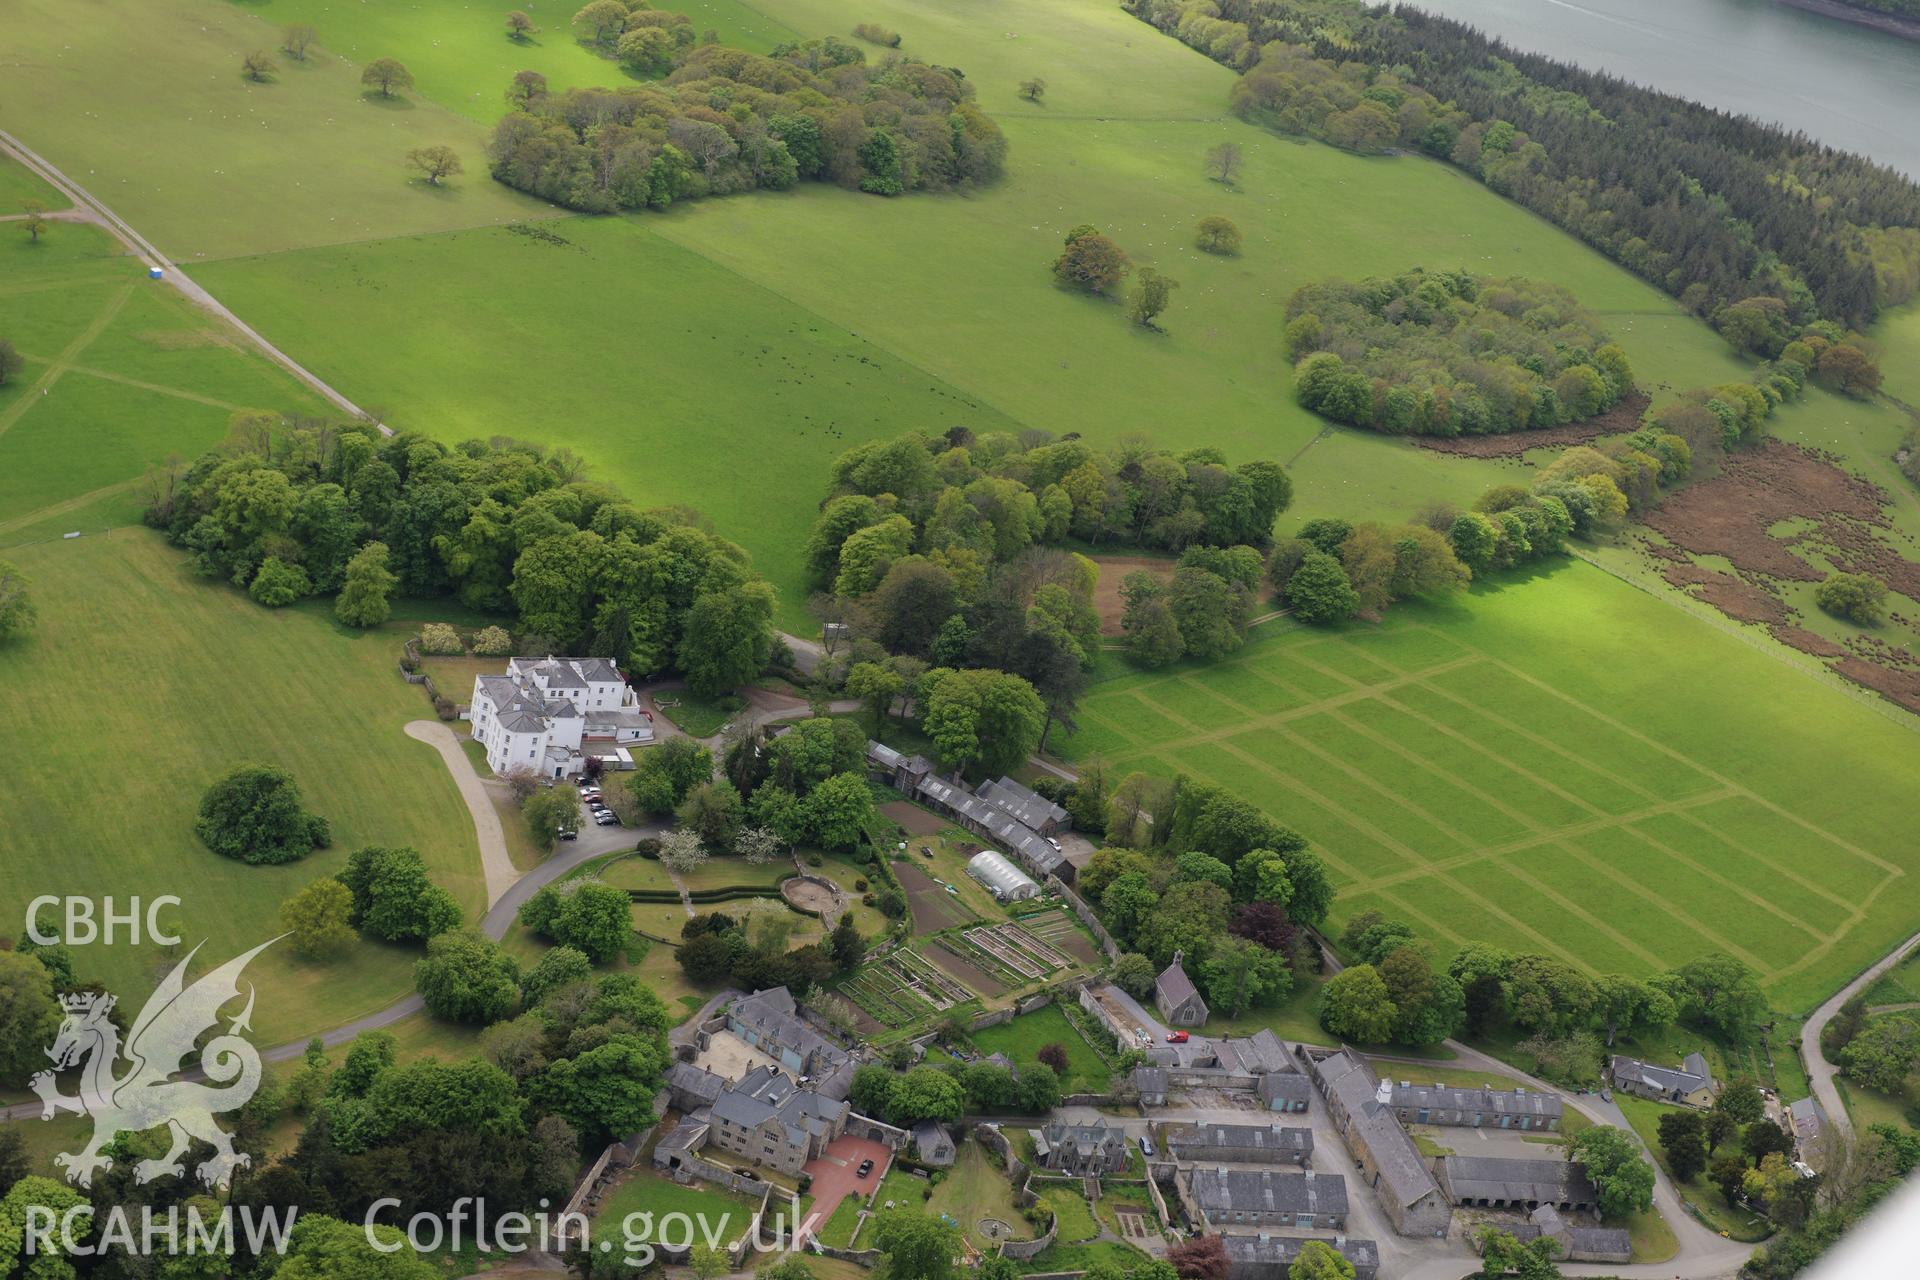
[0,126,377,425]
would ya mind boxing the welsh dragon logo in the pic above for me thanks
[31,937,280,1190]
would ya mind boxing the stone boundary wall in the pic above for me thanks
[1049,876,1121,961]
[669,1150,780,1198]
[812,1244,885,1268]
[552,1123,656,1254]
[975,1123,1036,1207]
[846,1112,911,1150]
[999,1214,1058,1261]
[971,988,1060,1032]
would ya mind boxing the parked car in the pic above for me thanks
[1165,1030,1189,1044]
[856,1159,874,1178]
[1046,836,1062,851]
[594,813,619,826]
[1138,1136,1154,1158]
[558,828,578,842]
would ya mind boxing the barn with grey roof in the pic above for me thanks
[1183,1168,1349,1232]
[1221,1233,1379,1280]
[1166,1122,1313,1166]
[1298,1045,1452,1238]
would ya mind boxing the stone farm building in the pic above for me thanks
[469,655,652,778]
[717,987,859,1099]
[1166,1122,1313,1166]
[1133,1066,1170,1106]
[1386,1079,1562,1131]
[1222,1233,1380,1280]
[865,741,1072,882]
[1610,1052,1716,1107]
[912,1120,957,1167]
[1434,1155,1601,1214]
[1298,1046,1453,1238]
[1490,1206,1632,1265]
[1155,952,1210,1027]
[1033,1119,1130,1173]
[1789,1096,1830,1170]
[1184,1168,1349,1232]
[1127,1028,1308,1112]
[656,1063,848,1177]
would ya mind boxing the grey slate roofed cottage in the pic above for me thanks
[1220,1233,1379,1280]
[1187,1168,1349,1229]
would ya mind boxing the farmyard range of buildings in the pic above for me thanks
[649,985,1667,1280]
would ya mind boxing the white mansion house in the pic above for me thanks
[469,656,653,778]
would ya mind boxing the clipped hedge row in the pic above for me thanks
[624,883,794,905]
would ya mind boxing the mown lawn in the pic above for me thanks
[1037,1185,1100,1243]
[1059,560,1920,1015]
[814,1192,866,1249]
[971,1004,1112,1093]
[810,850,890,937]
[653,689,744,738]
[591,1169,755,1244]
[927,1140,1031,1250]
[0,531,486,1047]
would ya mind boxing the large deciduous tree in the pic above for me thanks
[920,667,1046,778]
[416,928,521,1024]
[407,145,464,186]
[1051,226,1130,294]
[1318,964,1396,1044]
[280,878,357,960]
[335,540,397,627]
[196,764,330,865]
[0,559,37,640]
[361,57,415,98]
[1571,1126,1656,1218]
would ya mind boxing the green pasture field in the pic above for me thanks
[0,156,63,215]
[971,1004,1112,1092]
[194,217,1023,629]
[224,0,799,124]
[185,0,1769,619]
[0,531,487,1046]
[0,0,556,262]
[1864,945,1920,1007]
[1058,558,1920,1014]
[0,224,330,538]
[1868,296,1920,406]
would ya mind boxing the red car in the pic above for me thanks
[1165,1030,1189,1044]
